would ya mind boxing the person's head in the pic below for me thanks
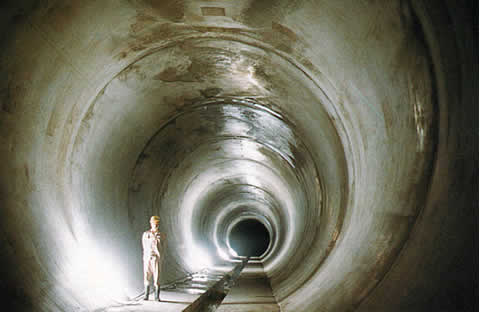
[150,216,160,231]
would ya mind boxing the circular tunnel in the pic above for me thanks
[228,218,271,257]
[0,1,476,311]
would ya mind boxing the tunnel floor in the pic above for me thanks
[217,275,279,312]
[102,263,279,312]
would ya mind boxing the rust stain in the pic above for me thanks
[130,12,158,34]
[136,11,158,24]
[153,63,202,83]
[118,23,179,60]
[148,23,178,42]
[117,51,128,59]
[127,42,147,52]
[153,67,179,82]
[259,23,301,55]
[117,64,143,81]
[272,22,298,42]
[142,0,184,21]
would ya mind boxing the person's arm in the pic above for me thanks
[159,233,167,256]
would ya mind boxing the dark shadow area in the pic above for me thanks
[229,219,270,257]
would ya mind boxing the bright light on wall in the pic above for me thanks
[180,171,215,272]
[229,246,239,257]
[217,247,231,261]
[185,244,213,271]
[63,235,130,305]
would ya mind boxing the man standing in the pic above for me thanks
[142,216,166,301]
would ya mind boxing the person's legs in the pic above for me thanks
[143,258,152,300]
[152,257,161,301]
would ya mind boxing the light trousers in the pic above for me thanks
[143,256,161,287]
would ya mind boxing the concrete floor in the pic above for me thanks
[103,264,279,312]
[218,276,280,312]
[104,301,188,312]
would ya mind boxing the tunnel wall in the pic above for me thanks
[357,1,478,310]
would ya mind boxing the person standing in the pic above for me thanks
[142,216,166,301]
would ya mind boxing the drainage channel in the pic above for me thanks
[182,258,249,312]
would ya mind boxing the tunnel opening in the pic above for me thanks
[228,219,271,257]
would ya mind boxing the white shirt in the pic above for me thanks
[142,230,164,259]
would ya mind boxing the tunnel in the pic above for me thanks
[0,1,477,311]
[229,219,271,257]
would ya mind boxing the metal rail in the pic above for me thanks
[182,258,249,312]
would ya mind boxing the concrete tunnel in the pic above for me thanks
[0,1,477,311]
